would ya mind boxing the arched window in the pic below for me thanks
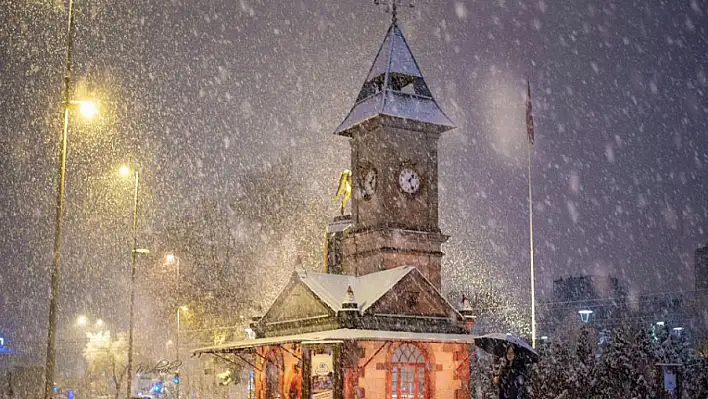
[391,343,427,399]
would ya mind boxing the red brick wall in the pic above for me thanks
[354,341,472,399]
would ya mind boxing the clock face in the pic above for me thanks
[362,168,377,198]
[398,168,420,194]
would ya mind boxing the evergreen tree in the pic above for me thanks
[684,357,708,397]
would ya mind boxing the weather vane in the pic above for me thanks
[374,0,414,24]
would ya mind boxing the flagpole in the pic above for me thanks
[525,79,536,348]
[528,140,536,348]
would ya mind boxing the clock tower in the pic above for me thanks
[334,19,454,289]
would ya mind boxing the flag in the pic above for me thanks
[526,80,535,145]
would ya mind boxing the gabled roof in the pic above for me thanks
[295,266,463,322]
[297,266,413,313]
[334,23,455,137]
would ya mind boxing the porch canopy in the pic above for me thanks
[192,328,476,356]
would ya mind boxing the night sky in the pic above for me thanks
[1,0,706,361]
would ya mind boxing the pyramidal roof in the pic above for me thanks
[335,22,455,136]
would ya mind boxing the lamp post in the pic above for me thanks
[165,254,181,301]
[176,306,187,399]
[44,0,75,394]
[44,1,100,397]
[121,165,149,399]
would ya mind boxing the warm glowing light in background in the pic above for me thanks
[77,315,88,326]
[78,100,98,119]
[119,165,132,177]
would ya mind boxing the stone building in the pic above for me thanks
[194,15,478,399]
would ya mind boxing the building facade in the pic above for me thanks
[194,14,478,399]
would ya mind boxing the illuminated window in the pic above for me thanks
[248,370,255,399]
[266,349,283,399]
[391,343,427,399]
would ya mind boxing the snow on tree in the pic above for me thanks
[143,156,329,388]
[528,323,708,398]
[83,331,129,399]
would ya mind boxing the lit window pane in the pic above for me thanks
[391,344,426,399]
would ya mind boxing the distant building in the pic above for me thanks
[695,242,708,291]
[539,275,628,339]
[552,275,627,302]
[540,275,692,342]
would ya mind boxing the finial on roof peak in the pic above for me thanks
[342,285,358,309]
[374,0,414,25]
[345,285,356,301]
[459,294,473,311]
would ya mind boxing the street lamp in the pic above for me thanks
[165,253,181,296]
[578,309,594,323]
[121,165,149,399]
[76,315,106,332]
[76,100,99,119]
[176,306,188,399]
[44,1,99,397]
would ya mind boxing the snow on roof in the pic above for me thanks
[334,23,455,137]
[326,216,351,233]
[366,24,423,81]
[297,266,414,313]
[192,328,476,355]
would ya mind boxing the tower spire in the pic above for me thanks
[335,1,453,137]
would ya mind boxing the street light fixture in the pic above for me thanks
[72,99,99,119]
[76,315,88,326]
[76,315,106,331]
[121,165,149,399]
[44,1,101,397]
[165,253,181,295]
[578,309,593,323]
[119,165,132,178]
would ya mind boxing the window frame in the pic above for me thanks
[389,343,429,399]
